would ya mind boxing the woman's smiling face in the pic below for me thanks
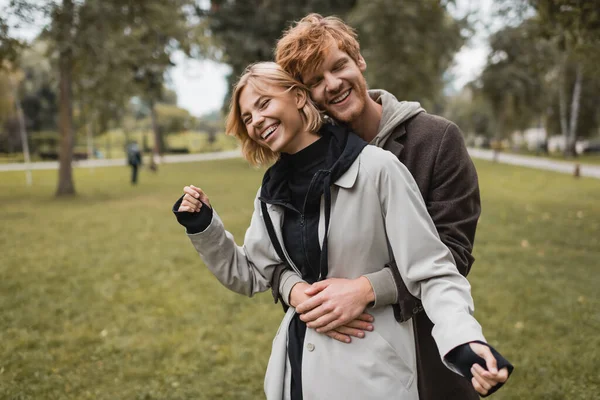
[238,82,317,155]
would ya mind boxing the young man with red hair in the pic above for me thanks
[272,13,509,399]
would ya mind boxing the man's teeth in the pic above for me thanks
[262,124,278,139]
[331,90,350,104]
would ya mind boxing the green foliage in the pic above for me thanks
[204,0,358,109]
[478,18,556,138]
[153,104,195,135]
[349,0,468,110]
[490,0,600,142]
[0,159,599,399]
[445,86,495,138]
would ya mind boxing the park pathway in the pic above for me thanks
[1,148,599,180]
[0,149,242,172]
[467,148,600,179]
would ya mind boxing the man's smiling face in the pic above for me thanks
[302,45,369,125]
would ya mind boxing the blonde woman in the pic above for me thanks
[173,62,512,400]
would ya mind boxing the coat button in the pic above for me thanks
[306,343,315,352]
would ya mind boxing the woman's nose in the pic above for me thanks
[252,113,265,129]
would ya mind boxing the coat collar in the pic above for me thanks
[333,154,360,188]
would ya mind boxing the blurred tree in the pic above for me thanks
[496,0,600,156]
[0,67,20,153]
[348,0,469,110]
[202,0,358,110]
[4,0,201,193]
[445,85,495,140]
[153,103,195,135]
[0,16,23,65]
[18,40,57,133]
[478,19,556,140]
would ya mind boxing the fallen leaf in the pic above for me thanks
[515,321,524,330]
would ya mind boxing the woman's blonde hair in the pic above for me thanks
[226,62,323,166]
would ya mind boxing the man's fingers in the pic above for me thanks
[356,313,374,322]
[342,319,374,331]
[325,330,351,344]
[296,295,323,314]
[304,281,329,296]
[305,309,338,331]
[332,325,365,338]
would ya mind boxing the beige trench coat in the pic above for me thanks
[185,145,485,399]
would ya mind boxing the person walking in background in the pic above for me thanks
[274,14,486,399]
[173,62,512,399]
[126,141,142,185]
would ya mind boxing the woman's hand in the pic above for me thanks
[178,185,211,212]
[469,342,510,396]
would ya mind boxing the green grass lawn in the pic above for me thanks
[1,159,598,399]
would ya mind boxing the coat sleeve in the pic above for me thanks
[186,190,282,297]
[374,150,485,361]
[429,122,480,276]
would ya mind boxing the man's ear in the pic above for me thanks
[295,88,307,109]
[357,54,367,72]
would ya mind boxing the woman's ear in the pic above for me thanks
[295,88,307,110]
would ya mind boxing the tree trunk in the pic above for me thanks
[56,0,76,196]
[566,62,583,157]
[149,97,160,171]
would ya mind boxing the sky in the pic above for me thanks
[2,0,500,117]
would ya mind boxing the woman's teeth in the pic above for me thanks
[262,124,279,139]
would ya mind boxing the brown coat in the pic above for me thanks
[382,112,481,400]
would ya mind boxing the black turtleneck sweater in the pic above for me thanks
[280,133,331,284]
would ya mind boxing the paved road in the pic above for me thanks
[2,147,599,180]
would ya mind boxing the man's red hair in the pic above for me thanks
[275,13,361,82]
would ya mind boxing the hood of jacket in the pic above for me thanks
[368,89,425,148]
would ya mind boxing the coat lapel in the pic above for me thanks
[382,124,407,159]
